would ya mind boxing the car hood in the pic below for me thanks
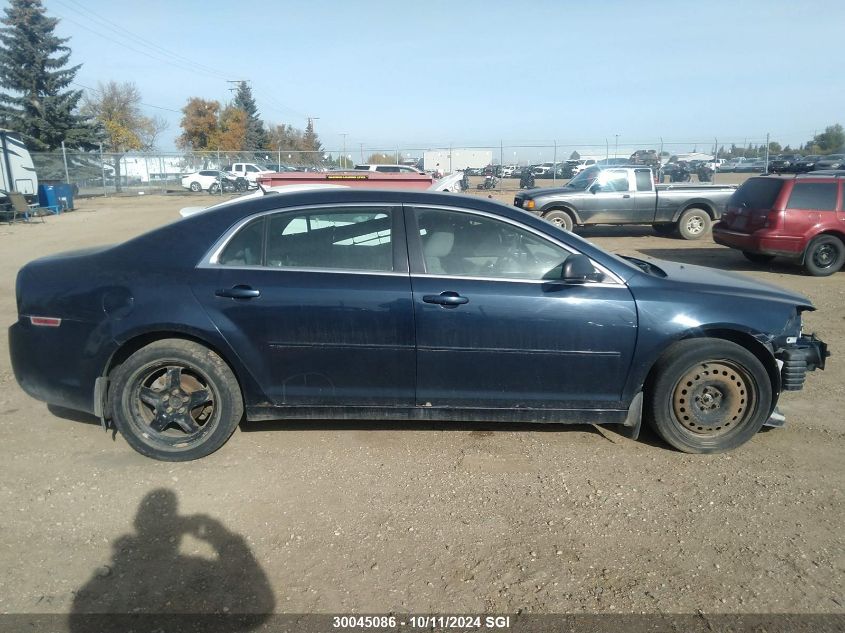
[647,258,813,308]
[517,185,584,198]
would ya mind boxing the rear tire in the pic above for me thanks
[647,339,772,453]
[743,251,776,264]
[110,339,243,461]
[677,207,712,240]
[804,235,844,276]
[189,182,201,192]
[544,210,574,231]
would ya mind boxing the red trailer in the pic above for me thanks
[257,170,434,190]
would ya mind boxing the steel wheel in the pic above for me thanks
[671,361,756,437]
[647,338,772,453]
[678,208,711,240]
[804,235,844,276]
[544,210,573,231]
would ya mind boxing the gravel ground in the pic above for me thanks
[0,192,842,621]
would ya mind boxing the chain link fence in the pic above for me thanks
[30,138,770,197]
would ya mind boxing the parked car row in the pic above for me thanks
[716,154,845,175]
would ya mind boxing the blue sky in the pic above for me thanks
[36,0,845,158]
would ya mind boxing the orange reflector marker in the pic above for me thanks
[30,316,62,327]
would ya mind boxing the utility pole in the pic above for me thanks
[60,141,70,184]
[614,134,619,159]
[340,133,348,168]
[765,132,770,173]
[226,79,249,97]
[360,143,364,163]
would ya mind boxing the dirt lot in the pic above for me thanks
[0,191,842,621]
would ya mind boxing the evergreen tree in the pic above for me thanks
[302,117,322,161]
[232,81,267,150]
[0,0,98,150]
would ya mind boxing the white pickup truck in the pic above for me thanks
[223,162,272,184]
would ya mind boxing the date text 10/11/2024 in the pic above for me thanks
[332,615,512,629]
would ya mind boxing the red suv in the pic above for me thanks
[713,173,845,276]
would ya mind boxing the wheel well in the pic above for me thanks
[801,231,845,263]
[641,330,780,412]
[102,331,243,417]
[678,203,715,220]
[542,205,579,223]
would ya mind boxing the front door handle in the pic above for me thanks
[215,285,261,299]
[622,194,631,198]
[423,291,469,307]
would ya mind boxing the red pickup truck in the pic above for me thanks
[713,173,845,276]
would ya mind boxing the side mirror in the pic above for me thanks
[562,254,596,282]
[589,183,601,194]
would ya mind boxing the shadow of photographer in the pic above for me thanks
[70,488,274,633]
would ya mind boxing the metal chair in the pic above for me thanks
[5,191,51,223]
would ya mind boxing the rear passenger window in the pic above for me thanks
[786,183,838,211]
[635,170,652,191]
[218,217,264,266]
[265,208,394,271]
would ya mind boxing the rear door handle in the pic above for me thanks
[215,285,261,299]
[423,291,469,307]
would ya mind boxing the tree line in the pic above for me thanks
[0,0,325,189]
[176,85,323,161]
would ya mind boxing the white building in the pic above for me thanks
[424,149,493,173]
[118,155,188,182]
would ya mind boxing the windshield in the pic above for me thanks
[823,154,844,160]
[566,166,600,190]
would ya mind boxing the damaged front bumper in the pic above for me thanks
[775,333,829,391]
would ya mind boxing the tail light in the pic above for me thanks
[30,316,61,327]
[764,209,782,229]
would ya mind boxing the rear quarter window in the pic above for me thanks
[786,183,838,211]
[730,178,784,209]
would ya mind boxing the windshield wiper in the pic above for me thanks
[621,255,667,278]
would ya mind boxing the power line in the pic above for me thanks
[72,81,182,114]
[52,4,311,127]
[57,0,232,79]
[50,8,231,81]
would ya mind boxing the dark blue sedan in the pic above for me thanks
[9,189,828,460]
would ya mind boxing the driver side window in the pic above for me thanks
[597,170,630,192]
[414,208,571,280]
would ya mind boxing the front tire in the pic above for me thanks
[647,339,772,453]
[804,235,844,276]
[677,207,712,240]
[110,339,243,461]
[208,182,220,194]
[543,210,574,231]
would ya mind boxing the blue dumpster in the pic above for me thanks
[53,183,75,210]
[37,184,61,213]
[38,182,75,212]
